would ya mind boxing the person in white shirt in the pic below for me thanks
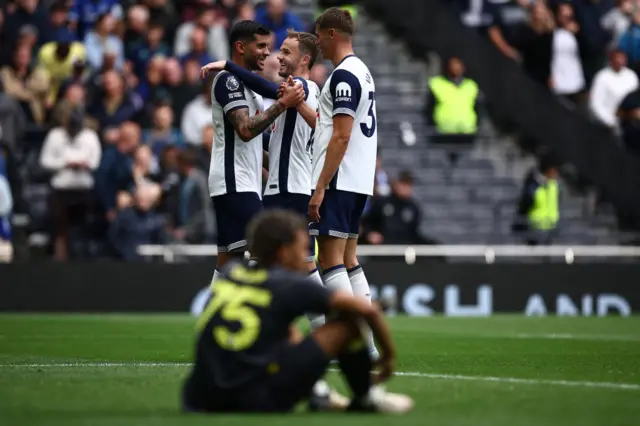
[551,3,585,102]
[181,82,215,146]
[589,49,639,130]
[39,107,102,261]
[206,20,304,282]
[201,30,323,327]
[311,8,378,358]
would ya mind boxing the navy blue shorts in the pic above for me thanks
[182,336,328,413]
[211,192,262,252]
[263,193,315,262]
[309,190,368,239]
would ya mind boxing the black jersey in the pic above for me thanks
[186,262,333,390]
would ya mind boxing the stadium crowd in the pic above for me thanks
[0,0,390,262]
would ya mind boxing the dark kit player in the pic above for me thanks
[182,209,414,413]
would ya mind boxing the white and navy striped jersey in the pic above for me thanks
[208,71,264,197]
[264,77,320,196]
[313,55,377,196]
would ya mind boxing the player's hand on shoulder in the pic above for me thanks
[200,60,227,79]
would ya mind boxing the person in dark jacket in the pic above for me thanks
[171,148,215,244]
[87,70,137,139]
[93,122,139,222]
[108,183,164,261]
[362,171,432,245]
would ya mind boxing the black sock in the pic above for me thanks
[338,339,372,400]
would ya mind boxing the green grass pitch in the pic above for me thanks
[1,314,639,426]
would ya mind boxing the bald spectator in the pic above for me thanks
[94,122,140,223]
[162,58,199,125]
[87,70,137,137]
[84,13,124,70]
[174,6,229,62]
[181,78,213,146]
[179,26,215,68]
[255,0,305,49]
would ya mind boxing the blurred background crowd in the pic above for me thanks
[0,0,639,263]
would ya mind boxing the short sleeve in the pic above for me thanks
[279,277,334,316]
[213,73,249,115]
[330,69,362,118]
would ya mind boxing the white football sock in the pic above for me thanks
[306,267,326,331]
[210,268,221,290]
[323,265,352,294]
[349,265,377,356]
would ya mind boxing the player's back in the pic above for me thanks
[313,55,377,196]
[265,77,320,196]
[209,71,264,197]
[186,262,332,392]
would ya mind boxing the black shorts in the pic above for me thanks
[183,337,329,413]
[211,192,262,252]
[263,193,315,262]
[309,190,368,239]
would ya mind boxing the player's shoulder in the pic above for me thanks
[219,261,269,285]
[213,71,245,94]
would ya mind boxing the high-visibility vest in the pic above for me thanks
[428,76,479,135]
[528,180,560,231]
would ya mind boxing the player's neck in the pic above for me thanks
[294,67,310,80]
[331,44,355,67]
[231,55,250,70]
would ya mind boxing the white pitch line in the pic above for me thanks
[511,333,640,342]
[1,362,639,391]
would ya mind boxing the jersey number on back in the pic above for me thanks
[198,280,272,351]
[360,91,376,138]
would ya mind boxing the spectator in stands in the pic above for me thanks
[0,43,50,125]
[601,0,633,49]
[426,56,480,147]
[84,13,125,71]
[41,1,73,46]
[617,10,640,75]
[162,58,198,126]
[516,1,555,88]
[513,153,560,245]
[37,29,87,107]
[362,171,429,245]
[52,83,86,127]
[123,4,149,53]
[179,26,215,68]
[310,63,329,88]
[181,78,213,146]
[136,55,166,104]
[171,148,214,244]
[234,0,256,26]
[140,0,178,42]
[87,70,137,139]
[56,59,89,106]
[144,104,184,158]
[589,49,638,132]
[108,183,165,261]
[551,2,586,104]
[197,124,214,172]
[487,0,530,61]
[0,152,12,257]
[374,154,391,198]
[2,0,48,57]
[39,106,101,261]
[616,85,640,156]
[94,121,139,223]
[570,0,613,85]
[174,6,229,62]
[183,58,203,88]
[127,19,170,78]
[255,0,305,49]
[69,0,123,40]
[0,81,27,152]
[132,144,160,188]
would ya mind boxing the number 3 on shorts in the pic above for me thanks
[197,280,272,351]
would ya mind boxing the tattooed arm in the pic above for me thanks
[227,101,286,142]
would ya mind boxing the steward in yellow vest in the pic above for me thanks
[426,57,479,136]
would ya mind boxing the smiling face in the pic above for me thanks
[240,33,271,71]
[277,37,301,78]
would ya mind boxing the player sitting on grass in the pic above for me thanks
[182,209,414,414]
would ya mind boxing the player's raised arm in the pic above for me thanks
[203,60,281,99]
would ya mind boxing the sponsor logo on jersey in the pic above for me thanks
[335,82,352,100]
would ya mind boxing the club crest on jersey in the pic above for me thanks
[335,82,352,101]
[226,76,240,91]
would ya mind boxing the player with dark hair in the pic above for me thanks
[207,20,305,286]
[202,30,325,330]
[308,8,379,357]
[182,209,414,414]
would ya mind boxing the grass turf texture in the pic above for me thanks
[1,315,639,426]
